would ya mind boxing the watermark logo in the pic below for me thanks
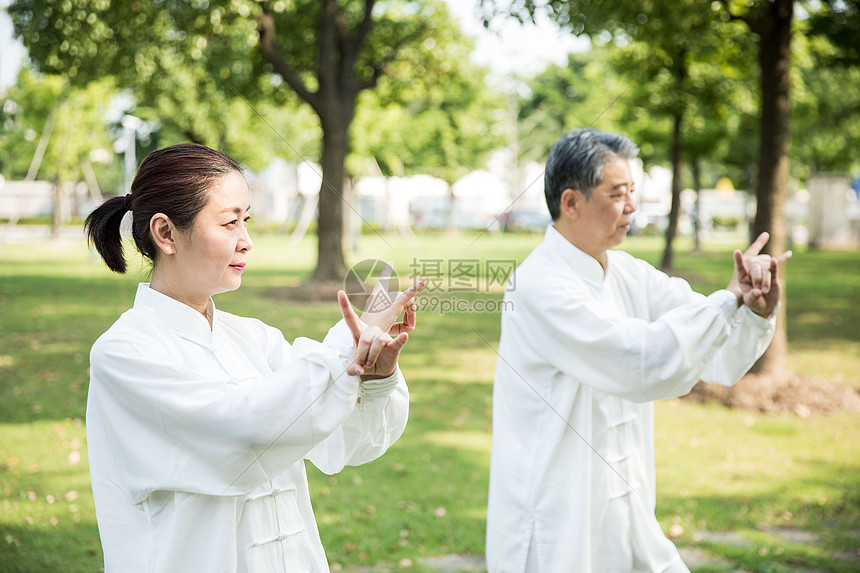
[407,258,517,294]
[343,258,518,316]
[406,257,517,314]
[417,295,515,315]
[342,257,518,316]
[343,259,399,313]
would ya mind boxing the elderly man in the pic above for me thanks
[486,129,790,572]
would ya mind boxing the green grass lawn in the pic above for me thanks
[1,231,858,572]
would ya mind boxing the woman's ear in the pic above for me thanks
[150,213,178,256]
[559,188,584,220]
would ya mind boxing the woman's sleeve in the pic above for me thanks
[304,320,410,475]
[87,329,362,504]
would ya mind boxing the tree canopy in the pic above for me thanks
[9,0,502,281]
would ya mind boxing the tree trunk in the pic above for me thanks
[692,157,702,252]
[749,0,793,377]
[312,119,350,282]
[661,113,684,270]
[258,0,398,286]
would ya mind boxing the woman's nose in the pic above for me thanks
[239,226,253,252]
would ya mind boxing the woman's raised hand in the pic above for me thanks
[338,264,425,377]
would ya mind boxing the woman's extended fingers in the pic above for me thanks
[388,279,425,334]
[349,330,408,376]
[338,290,363,341]
[378,261,393,293]
[366,278,426,334]
[363,262,395,315]
[368,332,409,376]
[404,277,426,299]
[401,297,417,331]
[393,279,426,318]
[352,325,386,368]
[390,331,408,350]
[743,232,769,291]
[361,330,389,369]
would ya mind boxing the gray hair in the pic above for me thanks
[544,129,639,220]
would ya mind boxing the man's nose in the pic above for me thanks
[624,195,636,214]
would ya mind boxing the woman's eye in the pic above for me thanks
[225,220,238,227]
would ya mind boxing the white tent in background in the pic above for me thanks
[354,174,449,230]
[450,169,510,230]
[286,161,323,245]
[639,164,672,207]
[254,157,297,225]
[297,161,323,197]
[506,161,549,213]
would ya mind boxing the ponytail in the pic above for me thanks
[84,194,132,274]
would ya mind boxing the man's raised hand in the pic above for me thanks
[727,232,792,318]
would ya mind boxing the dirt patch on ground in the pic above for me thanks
[683,373,860,415]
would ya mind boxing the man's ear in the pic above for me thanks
[559,188,584,220]
[150,213,178,256]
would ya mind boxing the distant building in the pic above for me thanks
[808,174,860,249]
[0,181,54,219]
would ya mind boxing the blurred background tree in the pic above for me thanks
[8,0,482,282]
[0,67,118,236]
[350,18,507,233]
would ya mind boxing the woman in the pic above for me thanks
[84,143,421,572]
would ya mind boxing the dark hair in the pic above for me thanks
[544,129,639,220]
[85,143,242,273]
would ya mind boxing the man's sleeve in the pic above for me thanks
[640,260,776,387]
[515,272,740,402]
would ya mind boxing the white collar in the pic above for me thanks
[543,225,608,286]
[132,283,217,345]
